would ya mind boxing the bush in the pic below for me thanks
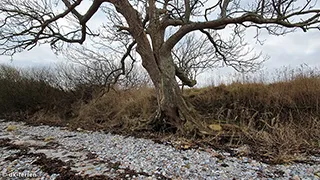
[0,65,72,119]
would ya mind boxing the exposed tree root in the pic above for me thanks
[142,102,211,138]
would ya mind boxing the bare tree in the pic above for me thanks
[0,0,319,134]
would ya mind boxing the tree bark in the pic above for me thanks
[144,50,201,134]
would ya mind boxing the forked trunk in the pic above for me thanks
[144,52,201,134]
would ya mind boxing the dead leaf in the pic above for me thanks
[209,124,222,131]
[44,136,55,142]
[7,125,17,131]
[183,144,190,149]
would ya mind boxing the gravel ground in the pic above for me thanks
[0,119,319,180]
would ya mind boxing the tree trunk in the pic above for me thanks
[144,51,202,135]
[111,1,204,135]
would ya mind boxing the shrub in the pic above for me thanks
[0,65,72,119]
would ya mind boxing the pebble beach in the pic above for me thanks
[0,119,319,180]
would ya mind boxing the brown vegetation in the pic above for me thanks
[1,64,319,163]
[187,76,320,163]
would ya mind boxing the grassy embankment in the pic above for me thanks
[0,64,319,163]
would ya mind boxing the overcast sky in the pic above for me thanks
[197,29,320,86]
[0,1,319,86]
[2,27,318,86]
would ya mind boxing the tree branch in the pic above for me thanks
[61,0,83,20]
[175,64,196,87]
[184,0,191,22]
[199,28,263,72]
[81,0,105,24]
[164,11,320,51]
[220,0,231,18]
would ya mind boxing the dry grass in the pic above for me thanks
[250,119,320,163]
[67,86,157,132]
[186,75,320,163]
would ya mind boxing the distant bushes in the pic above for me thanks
[0,65,73,119]
[0,62,150,121]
